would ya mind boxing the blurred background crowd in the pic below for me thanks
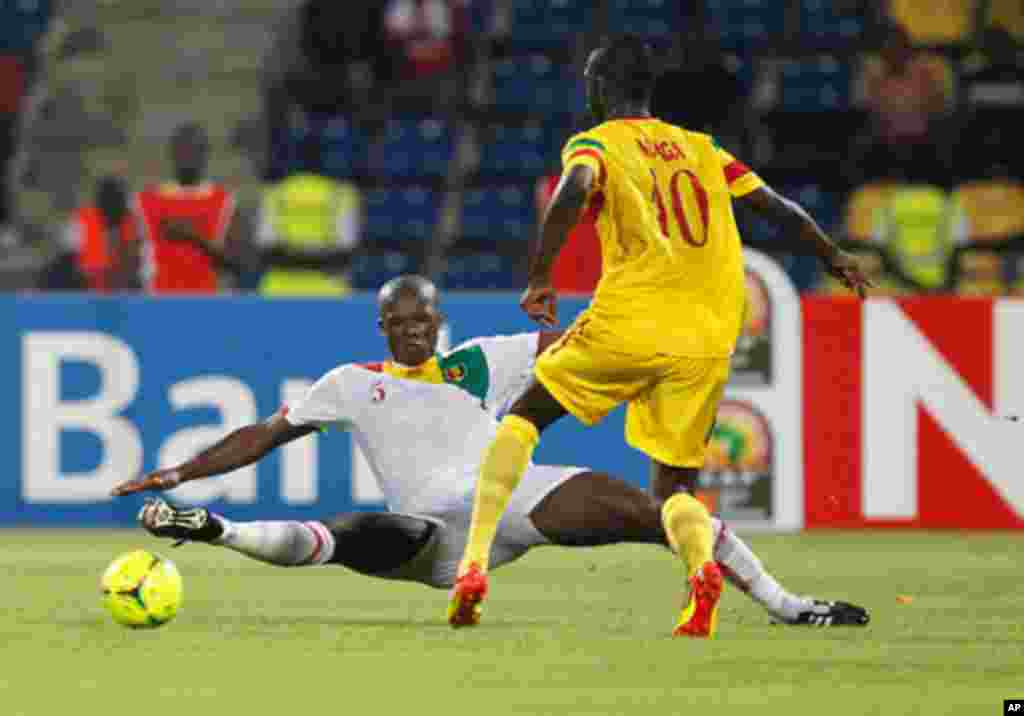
[0,0,1021,296]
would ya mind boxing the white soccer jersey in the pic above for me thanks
[284,333,539,516]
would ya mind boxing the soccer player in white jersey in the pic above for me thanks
[112,276,867,627]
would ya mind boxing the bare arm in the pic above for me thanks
[521,165,595,326]
[536,331,563,356]
[738,185,838,261]
[111,413,316,496]
[528,164,594,285]
[738,185,872,297]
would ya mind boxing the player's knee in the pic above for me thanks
[508,380,566,432]
[323,512,371,539]
[323,512,435,574]
[650,463,700,501]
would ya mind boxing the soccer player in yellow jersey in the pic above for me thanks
[450,37,870,636]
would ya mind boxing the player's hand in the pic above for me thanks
[824,250,873,298]
[110,469,184,497]
[520,284,558,327]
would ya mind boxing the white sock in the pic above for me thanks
[711,518,810,622]
[213,518,335,567]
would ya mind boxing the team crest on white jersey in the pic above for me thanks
[444,363,466,382]
[371,381,386,403]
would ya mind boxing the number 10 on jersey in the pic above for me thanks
[650,169,710,247]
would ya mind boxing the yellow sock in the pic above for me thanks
[661,493,714,578]
[459,415,540,574]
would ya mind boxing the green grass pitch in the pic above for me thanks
[3,529,1021,715]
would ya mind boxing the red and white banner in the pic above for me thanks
[803,297,1024,529]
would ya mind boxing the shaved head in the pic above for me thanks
[377,276,443,366]
[377,275,439,312]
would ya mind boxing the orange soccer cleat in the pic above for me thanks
[447,563,488,628]
[672,561,724,639]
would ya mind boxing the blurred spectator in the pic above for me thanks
[11,14,125,238]
[851,24,953,184]
[262,0,470,180]
[873,184,967,290]
[257,137,361,296]
[0,54,20,246]
[535,173,601,294]
[652,31,744,147]
[61,175,139,292]
[135,123,248,294]
[384,0,469,82]
[1,0,53,246]
[826,183,967,294]
[262,2,394,179]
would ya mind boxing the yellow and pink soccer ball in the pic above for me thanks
[101,550,183,628]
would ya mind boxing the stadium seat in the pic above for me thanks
[779,184,841,233]
[350,252,420,291]
[507,0,589,51]
[705,0,786,51]
[799,0,864,44]
[0,0,52,54]
[462,185,534,239]
[268,118,366,179]
[778,57,852,112]
[955,250,1006,295]
[952,180,1024,241]
[607,0,679,39]
[321,118,366,178]
[470,0,495,35]
[491,55,583,114]
[442,252,523,289]
[477,123,563,176]
[844,182,900,241]
[363,187,440,242]
[986,0,1024,40]
[371,119,453,178]
[888,0,974,45]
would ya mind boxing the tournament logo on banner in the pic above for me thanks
[730,269,772,385]
[698,399,774,524]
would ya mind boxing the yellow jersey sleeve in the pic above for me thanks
[717,146,764,198]
[561,134,609,191]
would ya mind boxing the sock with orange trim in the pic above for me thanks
[459,415,540,574]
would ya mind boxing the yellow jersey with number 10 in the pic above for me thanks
[561,118,763,358]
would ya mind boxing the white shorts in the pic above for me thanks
[378,464,585,588]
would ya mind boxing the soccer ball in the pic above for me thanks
[101,550,183,628]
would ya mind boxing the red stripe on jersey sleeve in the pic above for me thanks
[723,160,752,185]
[359,362,385,372]
[566,149,608,187]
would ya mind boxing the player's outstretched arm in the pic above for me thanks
[522,165,595,326]
[738,185,872,297]
[110,414,316,496]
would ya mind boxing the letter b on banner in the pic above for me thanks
[22,332,143,502]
